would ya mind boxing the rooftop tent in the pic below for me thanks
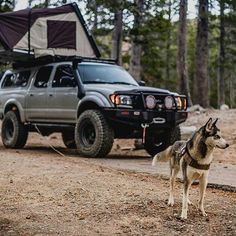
[0,3,101,63]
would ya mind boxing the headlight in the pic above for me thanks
[110,94,132,106]
[175,97,182,109]
[164,96,174,109]
[175,97,187,110]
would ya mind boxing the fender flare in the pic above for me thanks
[77,93,111,117]
[3,99,26,122]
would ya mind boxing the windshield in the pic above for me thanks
[78,64,138,86]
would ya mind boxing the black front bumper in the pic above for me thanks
[103,108,188,128]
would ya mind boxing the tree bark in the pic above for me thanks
[177,0,192,106]
[193,0,209,107]
[218,0,225,107]
[44,0,50,7]
[165,0,171,86]
[111,5,123,65]
[129,0,144,81]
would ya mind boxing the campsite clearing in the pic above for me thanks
[0,109,236,235]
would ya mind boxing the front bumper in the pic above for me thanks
[103,108,188,128]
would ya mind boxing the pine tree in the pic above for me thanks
[194,0,209,107]
[0,0,15,12]
[217,0,225,107]
[111,0,123,64]
[29,0,67,8]
[129,0,144,81]
[177,0,192,106]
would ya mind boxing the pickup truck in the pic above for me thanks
[0,58,187,157]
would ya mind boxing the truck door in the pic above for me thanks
[46,64,78,122]
[25,66,53,121]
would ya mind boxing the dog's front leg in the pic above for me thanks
[168,165,179,206]
[199,173,208,216]
[181,179,192,219]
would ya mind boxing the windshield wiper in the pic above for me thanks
[83,81,137,86]
[83,81,111,84]
[111,82,137,86]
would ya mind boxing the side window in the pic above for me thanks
[52,65,75,88]
[15,71,31,87]
[34,66,53,88]
[2,73,15,88]
[1,71,31,88]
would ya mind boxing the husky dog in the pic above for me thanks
[152,118,229,219]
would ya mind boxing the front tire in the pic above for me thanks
[144,126,181,157]
[75,110,114,158]
[1,111,28,148]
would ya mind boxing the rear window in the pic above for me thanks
[1,71,31,88]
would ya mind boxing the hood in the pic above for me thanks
[84,84,173,97]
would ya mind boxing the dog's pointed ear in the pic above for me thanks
[212,118,219,126]
[205,118,213,132]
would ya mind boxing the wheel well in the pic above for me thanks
[4,104,19,115]
[77,102,101,117]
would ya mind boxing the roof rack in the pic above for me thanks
[12,56,117,69]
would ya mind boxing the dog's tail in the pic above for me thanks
[152,154,160,166]
[152,146,171,166]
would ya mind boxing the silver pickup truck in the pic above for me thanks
[0,58,188,157]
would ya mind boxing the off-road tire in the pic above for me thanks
[75,110,114,158]
[1,110,28,148]
[62,131,76,149]
[144,126,181,157]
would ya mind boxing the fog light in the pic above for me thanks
[164,96,174,109]
[146,95,156,109]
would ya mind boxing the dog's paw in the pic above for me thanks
[201,211,207,217]
[167,198,174,206]
[198,208,207,216]
[180,212,187,219]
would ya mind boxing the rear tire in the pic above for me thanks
[1,110,28,148]
[62,131,76,149]
[144,126,181,157]
[75,110,114,158]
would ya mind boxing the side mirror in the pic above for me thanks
[138,80,145,86]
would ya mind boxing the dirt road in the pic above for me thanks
[0,109,236,235]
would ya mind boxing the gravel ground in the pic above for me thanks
[0,109,236,235]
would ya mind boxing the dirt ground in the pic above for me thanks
[0,109,236,235]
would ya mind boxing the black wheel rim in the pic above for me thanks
[147,132,163,147]
[5,119,14,141]
[80,119,96,147]
[151,137,163,147]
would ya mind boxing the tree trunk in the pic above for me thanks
[44,0,50,7]
[177,0,192,106]
[91,0,98,33]
[111,6,123,65]
[129,0,144,81]
[218,0,225,107]
[165,0,171,86]
[193,0,209,107]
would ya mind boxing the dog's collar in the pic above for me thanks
[186,146,211,170]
